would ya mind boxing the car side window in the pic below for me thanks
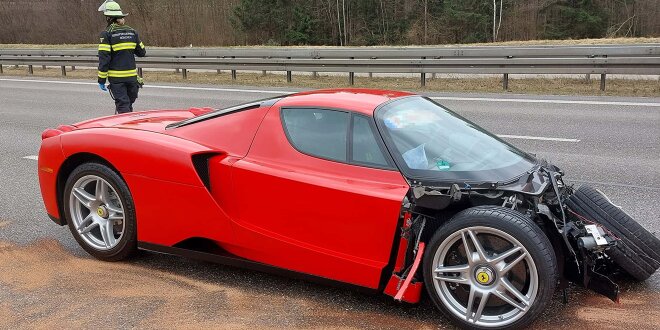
[282,108,349,162]
[351,115,390,167]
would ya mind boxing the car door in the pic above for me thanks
[228,106,410,289]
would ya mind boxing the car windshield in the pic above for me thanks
[376,96,537,183]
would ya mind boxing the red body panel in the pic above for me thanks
[74,109,196,130]
[170,106,270,157]
[123,172,235,245]
[60,129,209,185]
[39,89,417,292]
[383,274,423,304]
[228,105,409,288]
[38,136,66,218]
[58,129,235,245]
[273,89,412,115]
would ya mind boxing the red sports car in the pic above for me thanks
[38,89,659,329]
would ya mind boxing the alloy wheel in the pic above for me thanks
[68,175,126,250]
[430,226,539,327]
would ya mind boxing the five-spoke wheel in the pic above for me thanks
[64,162,137,261]
[69,175,125,250]
[424,206,556,329]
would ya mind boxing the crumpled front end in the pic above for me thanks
[385,162,631,303]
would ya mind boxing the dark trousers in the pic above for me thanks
[109,81,139,114]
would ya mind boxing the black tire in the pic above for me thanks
[63,162,137,261]
[565,185,660,281]
[423,206,557,330]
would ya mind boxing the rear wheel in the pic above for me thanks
[63,162,137,261]
[566,185,660,281]
[423,206,557,329]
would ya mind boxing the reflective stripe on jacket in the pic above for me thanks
[98,24,146,84]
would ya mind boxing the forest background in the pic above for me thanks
[0,0,658,47]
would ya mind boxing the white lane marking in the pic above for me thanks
[0,78,291,95]
[496,134,580,142]
[2,78,659,107]
[23,155,38,160]
[430,96,660,107]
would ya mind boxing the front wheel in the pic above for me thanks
[423,206,557,329]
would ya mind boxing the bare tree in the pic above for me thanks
[342,0,347,45]
[493,0,504,42]
[336,0,343,45]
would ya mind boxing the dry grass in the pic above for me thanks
[0,44,97,49]
[461,37,660,46]
[2,66,658,97]
[1,37,659,49]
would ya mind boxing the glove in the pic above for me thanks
[98,83,107,91]
[136,76,144,88]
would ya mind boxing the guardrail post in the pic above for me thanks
[286,57,292,83]
[181,56,187,79]
[348,57,355,85]
[313,71,318,78]
[585,74,591,83]
[600,74,606,91]
[503,74,509,91]
[231,56,237,80]
[61,66,66,76]
[368,72,372,79]
[420,57,426,87]
[217,57,221,74]
[71,66,75,71]
[27,54,33,74]
[262,70,267,76]
[42,65,46,70]
[137,67,143,77]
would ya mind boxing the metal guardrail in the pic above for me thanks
[1,44,659,90]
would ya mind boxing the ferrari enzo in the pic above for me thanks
[38,89,659,329]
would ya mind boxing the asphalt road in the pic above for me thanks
[0,77,658,329]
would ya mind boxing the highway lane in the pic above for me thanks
[0,77,658,328]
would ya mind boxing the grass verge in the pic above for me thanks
[1,66,658,97]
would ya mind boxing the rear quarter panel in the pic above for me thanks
[59,128,235,246]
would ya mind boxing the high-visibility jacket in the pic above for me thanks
[97,23,146,84]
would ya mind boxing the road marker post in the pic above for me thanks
[420,57,426,87]
[286,57,292,83]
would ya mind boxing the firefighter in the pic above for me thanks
[97,1,146,114]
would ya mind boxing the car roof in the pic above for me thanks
[275,88,416,115]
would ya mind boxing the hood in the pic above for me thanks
[73,108,215,132]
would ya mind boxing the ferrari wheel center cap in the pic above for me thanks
[97,205,109,219]
[475,266,495,285]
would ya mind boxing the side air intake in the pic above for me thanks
[191,153,219,191]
